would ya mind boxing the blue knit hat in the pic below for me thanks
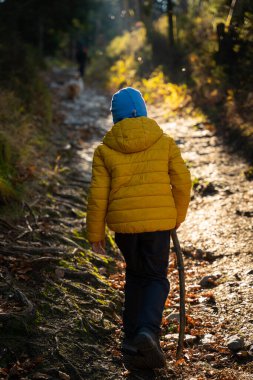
[110,87,147,124]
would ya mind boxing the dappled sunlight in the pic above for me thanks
[101,23,191,119]
[109,55,138,90]
[140,69,189,114]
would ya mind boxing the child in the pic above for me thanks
[86,87,191,369]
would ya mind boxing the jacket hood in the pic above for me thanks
[103,117,163,153]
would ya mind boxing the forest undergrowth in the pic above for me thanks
[0,60,52,208]
[88,12,253,165]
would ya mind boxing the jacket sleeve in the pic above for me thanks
[169,138,191,224]
[86,146,111,243]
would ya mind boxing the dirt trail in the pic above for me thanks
[46,68,253,379]
[0,68,252,380]
[160,116,253,342]
[158,116,253,379]
[57,68,253,378]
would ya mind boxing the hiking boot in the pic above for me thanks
[121,337,138,355]
[133,329,166,369]
[123,351,150,371]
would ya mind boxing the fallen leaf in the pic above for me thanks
[175,358,186,365]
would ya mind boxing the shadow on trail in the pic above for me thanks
[126,369,156,380]
[125,368,173,380]
[191,92,253,165]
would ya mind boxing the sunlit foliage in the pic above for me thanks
[88,22,189,116]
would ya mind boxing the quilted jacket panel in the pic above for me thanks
[86,117,191,242]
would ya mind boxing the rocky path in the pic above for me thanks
[157,115,253,379]
[55,68,253,379]
[159,114,253,339]
[0,68,252,380]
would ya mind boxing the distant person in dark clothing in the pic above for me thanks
[216,22,238,65]
[76,45,88,78]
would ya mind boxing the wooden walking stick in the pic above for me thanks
[171,229,186,360]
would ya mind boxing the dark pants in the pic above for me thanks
[115,230,170,338]
[77,60,86,77]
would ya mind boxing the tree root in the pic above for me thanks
[48,280,99,333]
[41,232,86,251]
[0,287,34,322]
[57,351,83,380]
[0,218,24,231]
[29,256,62,268]
[22,201,38,227]
[59,281,100,304]
[55,199,80,210]
[55,266,106,287]
[55,267,90,280]
[54,235,86,250]
[15,230,33,241]
[0,242,67,256]
[53,191,85,206]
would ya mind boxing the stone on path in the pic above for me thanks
[199,274,221,288]
[227,335,245,352]
[201,333,216,350]
[166,312,180,322]
[248,345,253,356]
[164,333,197,345]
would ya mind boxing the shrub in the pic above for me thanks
[0,79,51,203]
[88,22,189,118]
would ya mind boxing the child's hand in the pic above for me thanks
[91,241,105,255]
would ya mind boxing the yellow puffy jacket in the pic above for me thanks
[86,117,191,243]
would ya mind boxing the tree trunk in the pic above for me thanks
[180,0,188,13]
[38,18,44,56]
[137,0,154,43]
[122,0,130,30]
[133,0,141,21]
[228,0,246,26]
[226,0,238,28]
[194,0,203,16]
[128,0,140,21]
[167,0,174,46]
